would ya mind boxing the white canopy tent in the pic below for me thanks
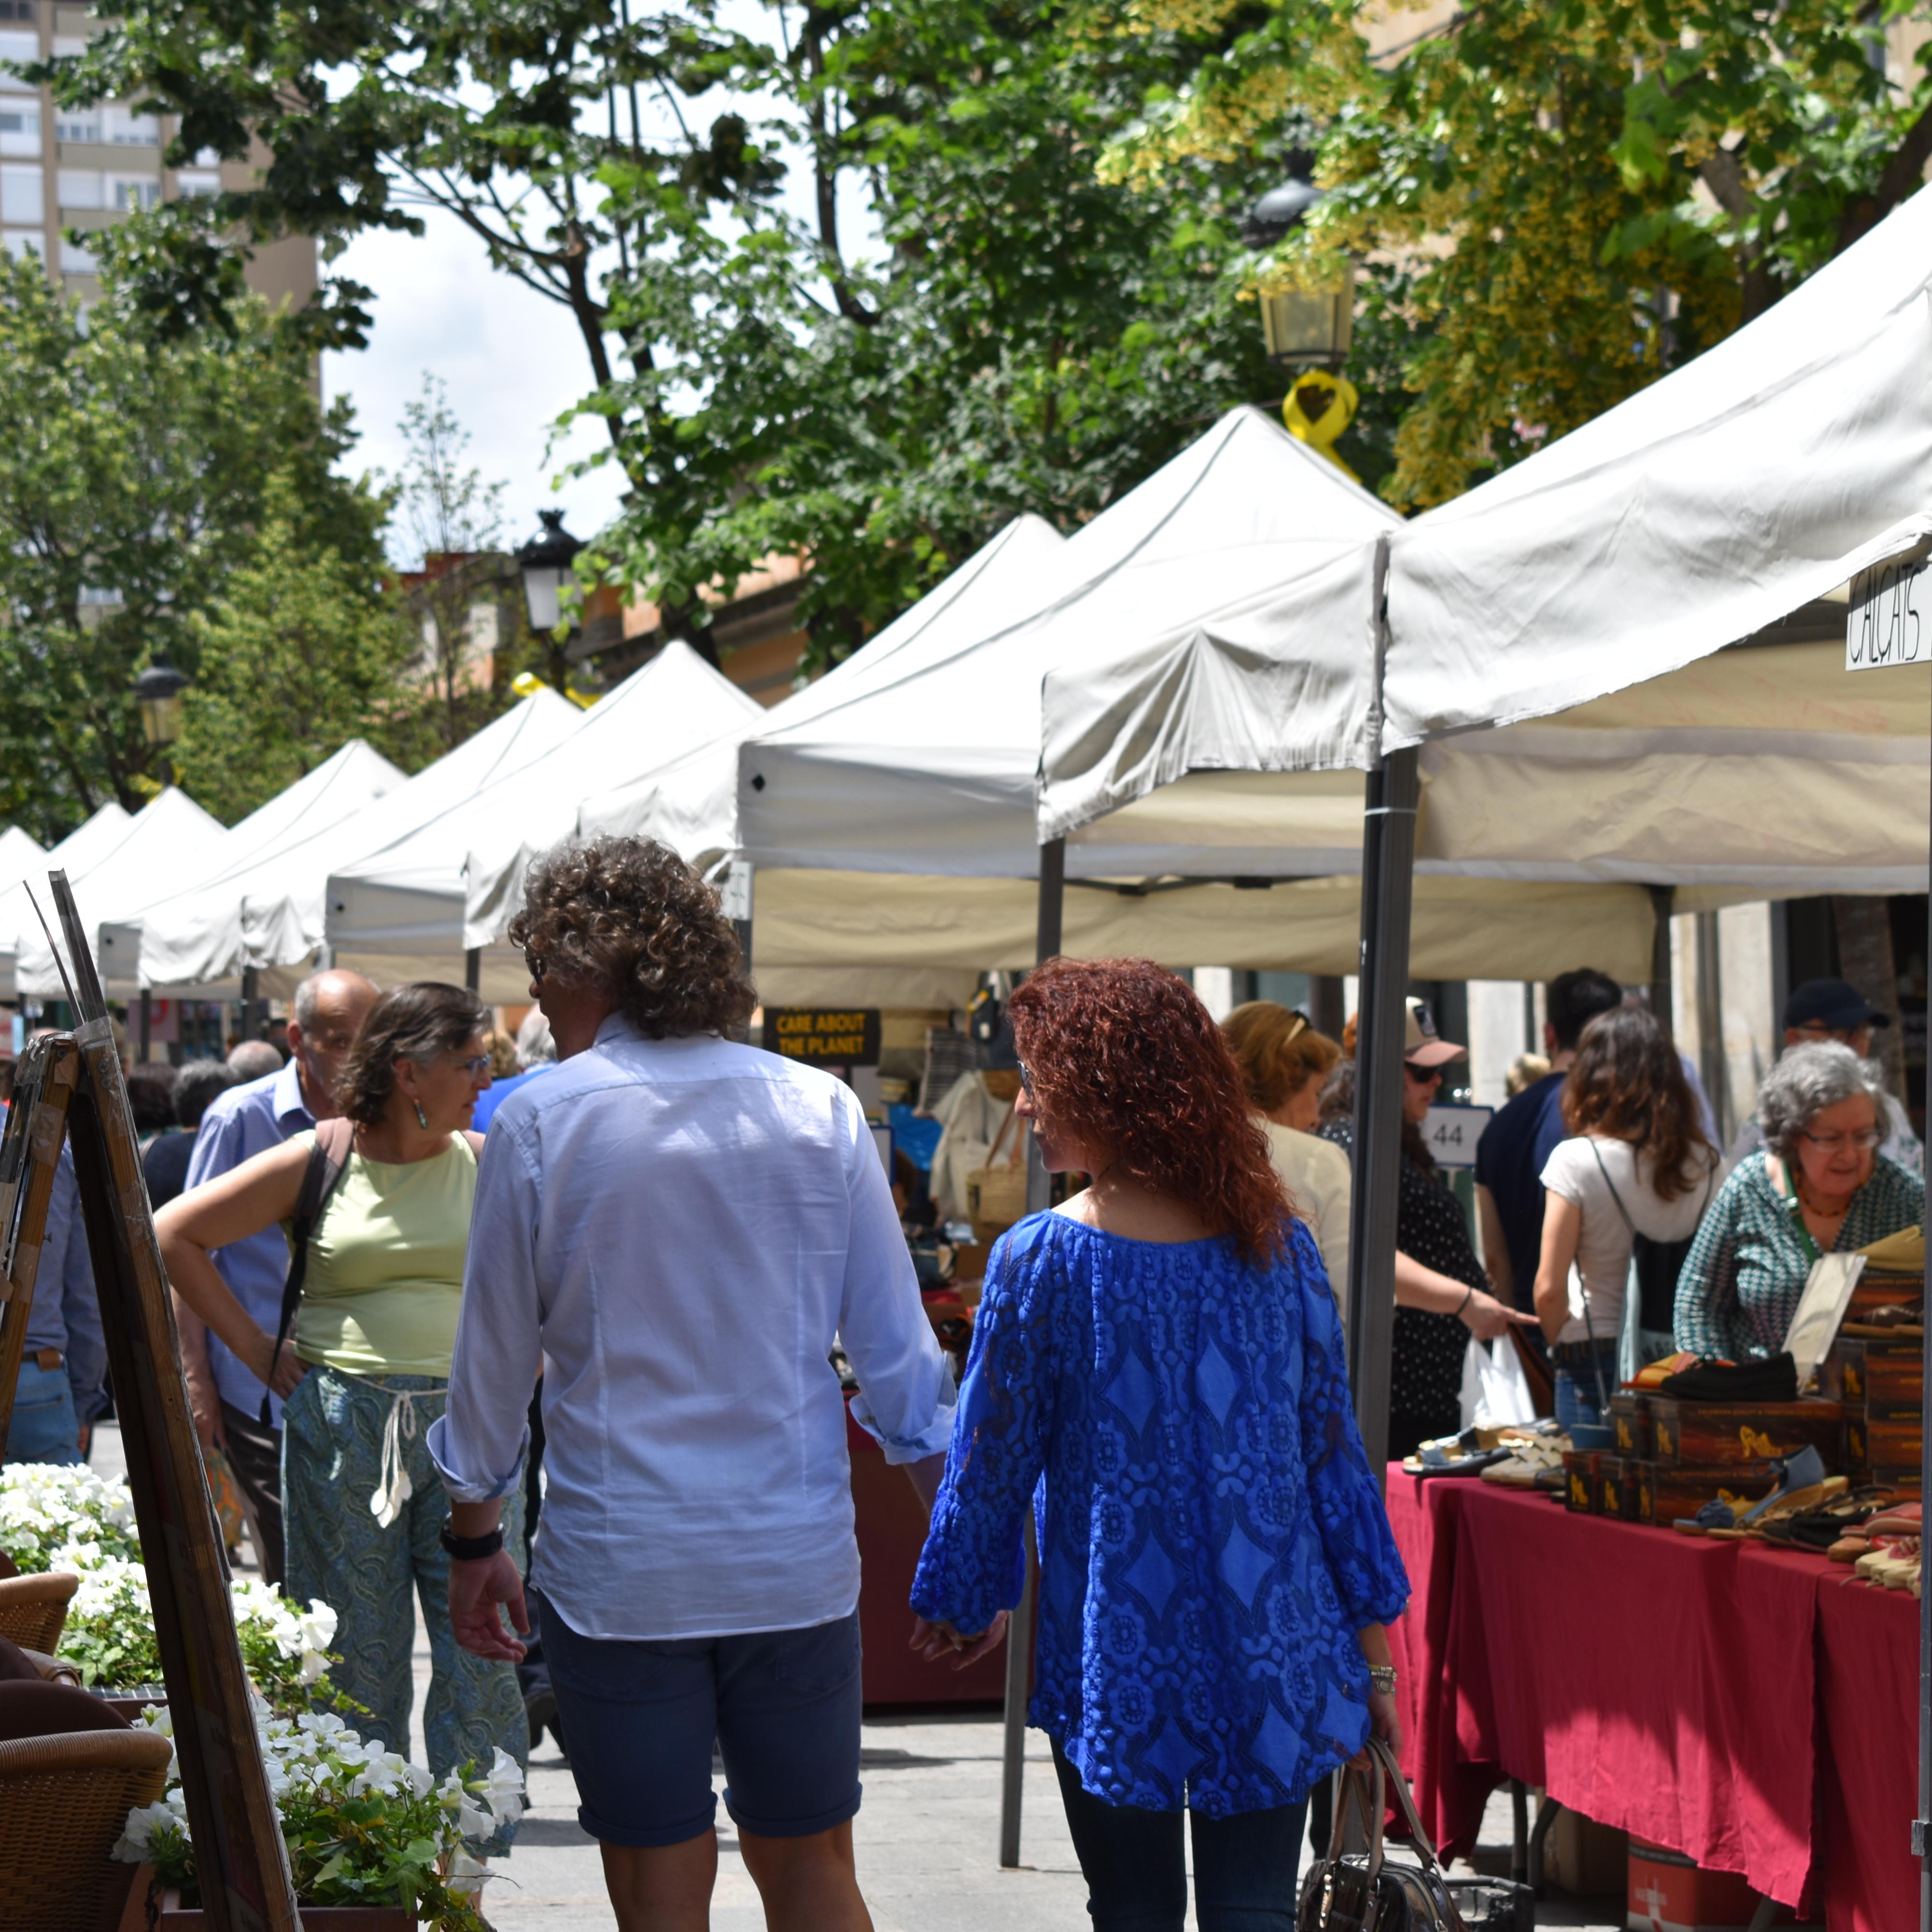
[326,642,762,997]
[6,789,227,998]
[0,824,49,998]
[1037,187,1932,896]
[108,696,580,996]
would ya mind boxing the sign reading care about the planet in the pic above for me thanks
[762,1007,882,1067]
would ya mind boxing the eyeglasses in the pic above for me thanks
[524,951,546,982]
[1403,1062,1442,1085]
[452,1055,492,1079]
[1017,1061,1036,1100]
[1798,1127,1882,1153]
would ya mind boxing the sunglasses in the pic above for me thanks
[524,951,546,982]
[1017,1061,1036,1100]
[1403,1061,1443,1084]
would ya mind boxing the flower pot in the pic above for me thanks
[157,1888,413,1929]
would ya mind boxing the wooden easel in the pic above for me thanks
[0,873,297,1932]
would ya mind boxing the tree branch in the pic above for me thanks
[1836,91,1932,255]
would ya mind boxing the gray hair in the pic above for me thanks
[515,1006,555,1068]
[294,967,379,1030]
[227,1039,284,1082]
[170,1059,235,1129]
[1758,1041,1889,1159]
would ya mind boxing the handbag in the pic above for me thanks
[964,1100,1028,1241]
[1297,1736,1533,1932]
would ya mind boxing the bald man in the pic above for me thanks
[176,967,378,1581]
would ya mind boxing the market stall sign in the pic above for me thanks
[1421,1103,1492,1170]
[763,1007,881,1066]
[1845,541,1929,671]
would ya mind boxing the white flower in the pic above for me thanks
[475,1747,526,1829]
[444,1848,494,1896]
[112,1800,171,1861]
[298,1600,338,1652]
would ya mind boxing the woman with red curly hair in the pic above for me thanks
[910,958,1408,1932]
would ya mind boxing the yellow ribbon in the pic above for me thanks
[1282,371,1361,480]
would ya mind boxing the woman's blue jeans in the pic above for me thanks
[1051,1743,1308,1931]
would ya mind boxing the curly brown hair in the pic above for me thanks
[336,982,490,1126]
[1221,1003,1343,1115]
[1560,1002,1714,1200]
[1008,958,1292,1264]
[509,836,756,1040]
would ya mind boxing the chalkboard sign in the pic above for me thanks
[763,1007,882,1066]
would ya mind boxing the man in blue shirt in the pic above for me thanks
[5,1142,107,1466]
[176,967,377,1582]
[1473,968,1624,1333]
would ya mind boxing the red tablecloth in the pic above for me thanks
[1386,1469,1918,1927]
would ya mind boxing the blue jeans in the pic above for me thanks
[1553,1340,1621,1430]
[1051,1743,1308,1931]
[4,1361,81,1465]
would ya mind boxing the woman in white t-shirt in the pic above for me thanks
[1534,1003,1719,1428]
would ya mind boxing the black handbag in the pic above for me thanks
[1297,1738,1534,1932]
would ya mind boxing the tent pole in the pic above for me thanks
[138,988,151,1064]
[1920,724,1931,1932]
[240,965,259,1049]
[999,836,1065,1870]
[1647,885,1676,1041]
[464,948,481,996]
[1345,747,1418,1478]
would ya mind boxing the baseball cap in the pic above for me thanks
[1783,977,1890,1034]
[1404,996,1467,1067]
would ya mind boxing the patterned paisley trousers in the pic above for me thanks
[281,1363,528,1807]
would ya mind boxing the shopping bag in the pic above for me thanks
[1459,1334,1538,1432]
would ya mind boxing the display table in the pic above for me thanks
[1385,1470,1917,1929]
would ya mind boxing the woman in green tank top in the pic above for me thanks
[156,983,526,1822]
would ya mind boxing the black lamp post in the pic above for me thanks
[132,659,189,785]
[1244,163,1355,369]
[516,510,585,693]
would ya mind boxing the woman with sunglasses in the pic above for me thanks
[157,982,526,1812]
[1675,1041,1924,1362]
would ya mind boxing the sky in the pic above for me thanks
[319,206,631,568]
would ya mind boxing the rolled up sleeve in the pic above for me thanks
[837,1099,955,1465]
[428,1125,540,1503]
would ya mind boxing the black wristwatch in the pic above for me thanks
[439,1524,505,1562]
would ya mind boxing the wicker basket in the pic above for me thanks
[0,1726,172,1931]
[0,1571,79,1653]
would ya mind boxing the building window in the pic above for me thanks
[55,114,100,143]
[0,3,38,21]
[57,235,95,272]
[57,167,99,209]
[103,104,158,146]
[0,105,36,156]
[172,169,218,198]
[0,160,40,223]
[110,175,155,210]
[1,228,39,257]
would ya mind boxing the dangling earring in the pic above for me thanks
[412,1099,428,1130]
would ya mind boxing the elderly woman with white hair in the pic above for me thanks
[1674,1043,1924,1362]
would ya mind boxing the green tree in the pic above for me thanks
[0,255,395,840]
[29,0,1302,670]
[172,474,416,823]
[1110,0,1932,506]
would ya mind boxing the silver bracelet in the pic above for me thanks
[1368,1664,1397,1696]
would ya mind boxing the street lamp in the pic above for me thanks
[132,659,189,764]
[516,510,584,636]
[1244,165,1355,369]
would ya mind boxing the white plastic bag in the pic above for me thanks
[1459,1334,1539,1432]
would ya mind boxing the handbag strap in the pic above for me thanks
[258,1116,354,1424]
[987,1097,1023,1168]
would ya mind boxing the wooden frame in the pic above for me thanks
[0,873,298,1932]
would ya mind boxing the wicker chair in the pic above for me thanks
[0,1571,79,1653]
[0,1727,172,1931]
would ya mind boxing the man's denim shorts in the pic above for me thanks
[534,1588,865,1848]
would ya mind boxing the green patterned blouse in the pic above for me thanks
[1673,1151,1924,1362]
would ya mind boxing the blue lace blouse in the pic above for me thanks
[910,1211,1409,1816]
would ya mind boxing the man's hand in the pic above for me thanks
[909,1610,1009,1670]
[449,1549,530,1663]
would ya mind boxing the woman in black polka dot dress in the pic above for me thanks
[1319,1001,1536,1460]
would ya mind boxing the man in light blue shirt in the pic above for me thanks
[433,836,953,1929]
[177,967,376,1582]
[5,1145,106,1465]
